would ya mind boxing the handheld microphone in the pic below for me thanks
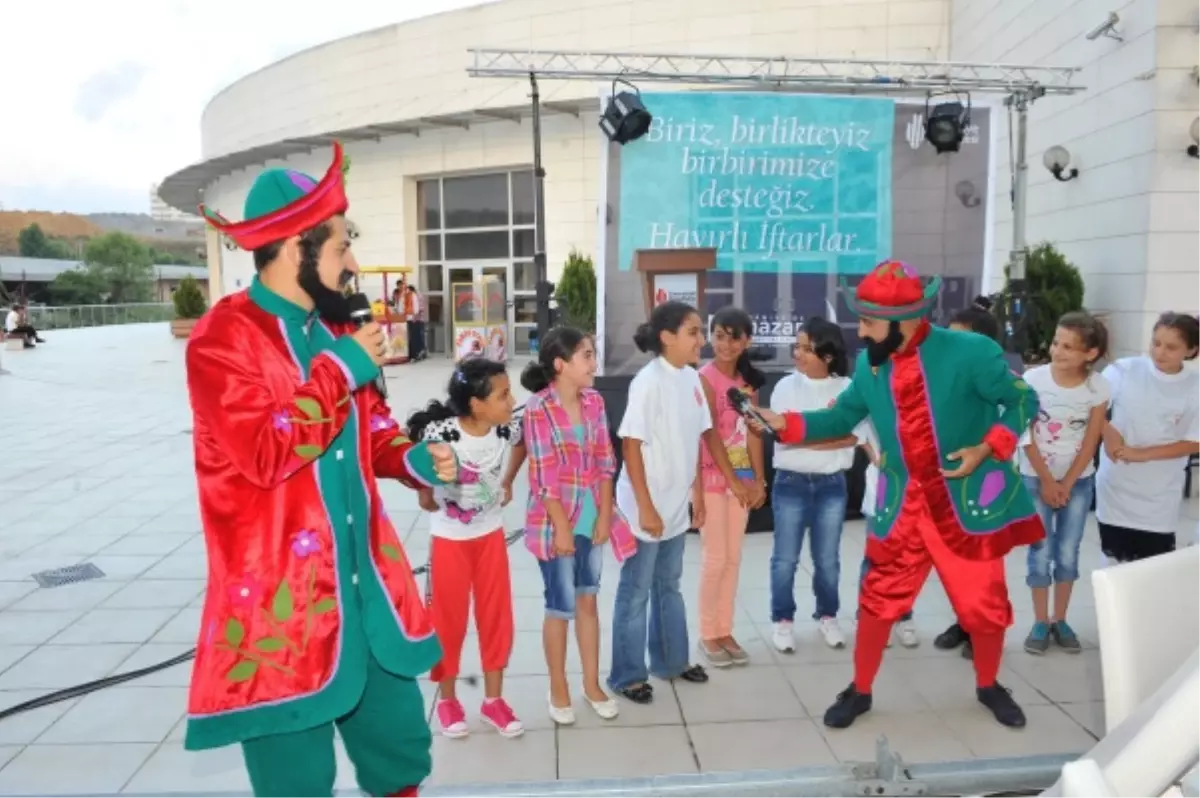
[726,386,776,441]
[346,293,389,399]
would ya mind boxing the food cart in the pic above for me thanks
[451,275,508,362]
[354,265,413,365]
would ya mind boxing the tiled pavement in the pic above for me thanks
[0,324,1194,794]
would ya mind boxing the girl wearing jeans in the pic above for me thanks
[610,301,713,704]
[519,327,635,724]
[769,317,868,651]
[697,307,763,667]
[1019,312,1109,654]
[1097,313,1200,563]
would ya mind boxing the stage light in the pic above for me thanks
[599,80,652,145]
[924,97,971,154]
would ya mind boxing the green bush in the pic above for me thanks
[1001,242,1084,361]
[555,249,597,333]
[173,276,208,320]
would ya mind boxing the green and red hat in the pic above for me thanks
[199,141,348,251]
[841,259,942,321]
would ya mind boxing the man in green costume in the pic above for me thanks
[188,142,455,796]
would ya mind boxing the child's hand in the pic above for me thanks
[501,480,514,507]
[1118,447,1146,463]
[639,503,665,538]
[729,479,750,508]
[690,493,706,529]
[1039,479,1066,509]
[553,525,575,556]
[744,479,766,510]
[418,488,439,513]
[592,511,611,546]
[1103,426,1126,461]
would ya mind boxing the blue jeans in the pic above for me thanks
[538,535,603,619]
[608,533,689,689]
[770,470,846,622]
[1024,475,1092,588]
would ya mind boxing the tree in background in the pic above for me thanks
[48,270,107,305]
[18,223,74,259]
[173,275,208,319]
[555,249,597,333]
[1000,242,1085,361]
[84,232,155,303]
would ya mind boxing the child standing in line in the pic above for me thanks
[697,307,763,667]
[519,326,634,725]
[610,301,713,705]
[1019,312,1110,654]
[1097,312,1200,563]
[408,358,525,740]
[769,317,871,652]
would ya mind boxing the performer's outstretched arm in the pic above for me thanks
[365,388,452,490]
[773,372,870,446]
[970,338,1040,461]
[187,314,372,489]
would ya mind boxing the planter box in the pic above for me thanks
[171,318,198,339]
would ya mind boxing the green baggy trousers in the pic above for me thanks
[241,656,431,797]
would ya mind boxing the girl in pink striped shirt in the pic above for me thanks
[519,327,635,725]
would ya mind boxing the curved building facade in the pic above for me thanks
[161,0,1198,356]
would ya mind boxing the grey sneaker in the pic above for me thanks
[1024,621,1051,655]
[701,640,733,668]
[1051,620,1082,653]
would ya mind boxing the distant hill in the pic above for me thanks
[0,211,206,264]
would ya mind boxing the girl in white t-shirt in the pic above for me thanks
[610,301,714,705]
[769,318,870,651]
[1097,312,1200,563]
[1018,312,1110,655]
[407,358,526,740]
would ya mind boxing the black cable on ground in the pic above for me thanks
[0,529,526,723]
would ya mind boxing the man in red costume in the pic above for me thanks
[755,261,1043,730]
[187,142,456,796]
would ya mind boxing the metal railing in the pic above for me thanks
[21,303,175,330]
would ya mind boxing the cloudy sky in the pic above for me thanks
[0,0,483,215]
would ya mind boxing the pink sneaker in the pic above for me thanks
[435,699,468,739]
[480,697,524,738]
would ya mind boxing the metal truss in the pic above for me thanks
[468,48,1084,97]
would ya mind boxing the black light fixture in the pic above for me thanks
[599,79,652,145]
[924,93,971,154]
[1043,145,1080,181]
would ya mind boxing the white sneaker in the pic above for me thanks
[895,619,919,648]
[772,621,795,653]
[818,616,846,649]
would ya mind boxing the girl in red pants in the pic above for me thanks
[408,358,525,740]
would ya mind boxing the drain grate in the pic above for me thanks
[32,562,106,589]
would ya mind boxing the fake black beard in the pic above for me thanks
[298,261,354,324]
[862,321,905,368]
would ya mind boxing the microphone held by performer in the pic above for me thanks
[726,386,782,439]
[347,293,389,398]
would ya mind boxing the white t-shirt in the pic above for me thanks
[421,416,522,541]
[1096,356,1199,534]
[770,372,871,475]
[4,310,19,333]
[616,358,713,541]
[1018,365,1110,481]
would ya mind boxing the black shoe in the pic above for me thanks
[34,337,46,343]
[22,341,34,349]
[934,623,968,650]
[823,684,872,729]
[961,638,974,660]
[977,683,1026,728]
[677,664,708,683]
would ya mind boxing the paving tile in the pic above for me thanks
[0,742,156,794]
[114,644,195,687]
[938,703,1098,757]
[84,554,165,579]
[782,661,932,715]
[101,534,192,557]
[0,610,85,645]
[0,583,36,610]
[0,647,33,677]
[1003,648,1104,704]
[9,581,123,613]
[0,690,82,745]
[427,729,557,786]
[141,552,206,580]
[52,607,181,645]
[558,724,697,779]
[819,710,975,763]
[675,663,807,725]
[689,718,838,772]
[38,685,187,744]
[148,606,202,644]
[1059,700,1106,738]
[123,744,252,793]
[101,579,205,610]
[0,644,139,690]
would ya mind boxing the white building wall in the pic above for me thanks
[951,0,1197,356]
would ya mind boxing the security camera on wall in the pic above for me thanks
[1085,12,1122,41]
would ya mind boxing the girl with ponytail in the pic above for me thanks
[519,327,634,724]
[695,306,765,667]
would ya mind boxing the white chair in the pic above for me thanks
[1041,547,1200,797]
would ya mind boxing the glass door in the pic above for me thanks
[443,261,513,359]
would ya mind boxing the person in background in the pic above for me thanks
[696,307,760,667]
[769,317,874,652]
[4,303,45,348]
[1018,312,1109,655]
[519,326,632,724]
[405,284,427,361]
[1096,312,1200,563]
[609,300,714,705]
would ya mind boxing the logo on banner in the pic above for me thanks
[654,274,698,307]
[905,113,980,150]
[454,328,486,360]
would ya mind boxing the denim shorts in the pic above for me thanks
[1023,475,1093,588]
[538,534,603,619]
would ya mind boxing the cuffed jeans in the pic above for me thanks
[770,470,846,622]
[609,533,689,689]
[1024,475,1092,587]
